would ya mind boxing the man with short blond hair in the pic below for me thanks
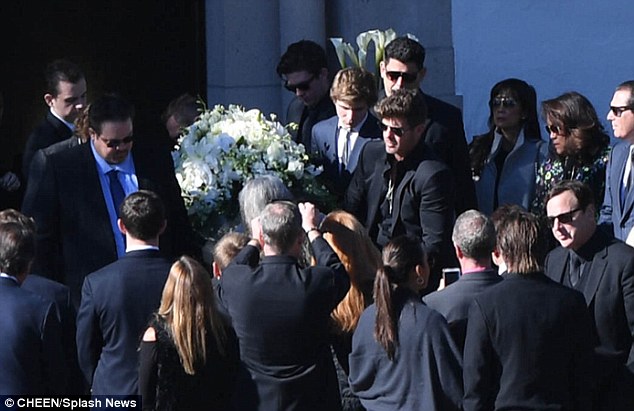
[311,67,381,200]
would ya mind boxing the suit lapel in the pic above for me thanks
[390,170,415,231]
[581,244,608,305]
[366,154,390,230]
[549,248,568,284]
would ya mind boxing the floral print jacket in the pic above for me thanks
[531,145,611,214]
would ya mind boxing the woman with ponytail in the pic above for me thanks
[138,256,239,410]
[348,235,463,411]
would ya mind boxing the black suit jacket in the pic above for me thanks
[76,249,172,395]
[423,269,502,352]
[219,238,349,411]
[344,138,455,290]
[22,274,83,393]
[544,229,634,409]
[0,277,66,394]
[22,141,196,307]
[286,95,336,149]
[23,111,73,180]
[376,90,476,215]
[463,272,594,411]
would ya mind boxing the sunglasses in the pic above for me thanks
[490,97,518,108]
[545,124,568,135]
[609,106,633,117]
[547,207,581,227]
[284,74,316,92]
[385,71,418,84]
[99,135,134,148]
[379,122,410,137]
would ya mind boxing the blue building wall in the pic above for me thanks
[453,0,634,142]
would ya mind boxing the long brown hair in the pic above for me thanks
[158,256,227,375]
[321,210,381,333]
[373,235,425,360]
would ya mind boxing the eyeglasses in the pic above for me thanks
[379,122,410,137]
[547,207,582,227]
[385,71,418,84]
[545,124,568,135]
[490,97,518,109]
[609,106,634,117]
[99,135,134,148]
[284,74,316,92]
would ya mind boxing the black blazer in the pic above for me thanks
[22,111,73,180]
[286,95,336,149]
[0,277,66,394]
[219,238,350,411]
[463,272,594,411]
[376,90,476,215]
[344,138,455,289]
[22,141,195,307]
[544,229,634,409]
[423,269,503,352]
[76,249,172,395]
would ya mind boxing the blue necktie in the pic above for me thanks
[107,169,125,217]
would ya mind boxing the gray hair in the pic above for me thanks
[260,201,302,254]
[239,175,293,235]
[452,209,496,260]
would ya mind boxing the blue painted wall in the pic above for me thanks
[453,1,634,142]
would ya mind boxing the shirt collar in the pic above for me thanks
[90,139,135,175]
[49,107,76,131]
[339,112,369,133]
[126,244,159,253]
[0,272,20,284]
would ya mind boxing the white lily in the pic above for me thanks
[330,38,347,68]
[356,30,375,69]
[341,42,359,67]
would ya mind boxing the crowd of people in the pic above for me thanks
[1,33,633,411]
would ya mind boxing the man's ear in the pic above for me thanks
[454,243,464,260]
[44,93,54,107]
[379,60,386,77]
[212,261,222,279]
[117,218,127,235]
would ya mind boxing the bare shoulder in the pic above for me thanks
[142,326,157,342]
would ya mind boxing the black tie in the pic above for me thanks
[107,169,125,217]
[569,253,582,287]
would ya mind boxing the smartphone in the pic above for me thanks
[442,268,461,286]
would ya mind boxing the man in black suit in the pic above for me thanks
[463,207,594,411]
[22,59,87,181]
[379,37,476,214]
[545,180,634,410]
[423,209,502,351]
[0,218,66,394]
[344,88,454,292]
[76,190,173,396]
[0,209,83,394]
[277,40,335,149]
[311,67,381,202]
[22,94,196,308]
[220,201,349,411]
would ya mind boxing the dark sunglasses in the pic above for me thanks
[385,71,418,84]
[490,97,518,108]
[284,74,316,92]
[609,106,633,117]
[547,207,581,227]
[379,122,409,137]
[544,124,569,135]
[99,135,134,148]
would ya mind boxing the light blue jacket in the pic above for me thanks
[473,129,548,215]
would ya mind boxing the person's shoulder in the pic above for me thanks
[423,93,462,118]
[313,116,337,134]
[22,274,70,296]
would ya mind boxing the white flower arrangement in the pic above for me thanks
[173,103,332,239]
